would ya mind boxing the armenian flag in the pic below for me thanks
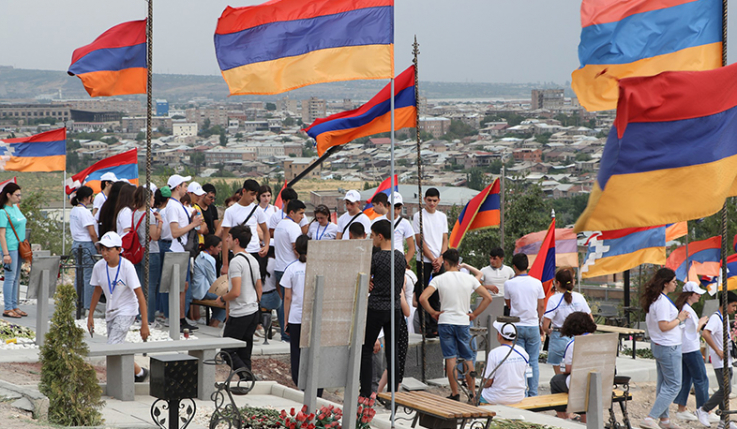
[68,19,147,97]
[65,149,139,194]
[571,0,722,111]
[666,236,721,281]
[575,63,737,233]
[0,128,66,172]
[363,175,398,220]
[274,179,288,209]
[449,179,500,249]
[214,0,394,95]
[306,65,416,156]
[529,218,556,299]
[515,227,578,268]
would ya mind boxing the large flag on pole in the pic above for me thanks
[214,0,394,95]
[666,236,721,281]
[305,65,416,156]
[515,227,578,268]
[65,149,139,194]
[449,179,500,249]
[68,19,147,97]
[274,178,288,210]
[529,218,556,300]
[575,63,737,233]
[0,128,66,172]
[363,175,399,220]
[571,0,721,111]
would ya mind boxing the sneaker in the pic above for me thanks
[163,318,170,327]
[255,326,265,338]
[185,317,198,326]
[710,413,721,423]
[134,368,149,383]
[658,419,682,429]
[446,394,460,402]
[640,417,661,429]
[180,319,199,331]
[675,411,697,422]
[695,408,711,427]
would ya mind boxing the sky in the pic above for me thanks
[1,1,735,85]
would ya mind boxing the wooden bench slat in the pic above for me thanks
[377,391,495,419]
[596,325,645,335]
[508,389,630,411]
[412,391,490,417]
[381,392,461,418]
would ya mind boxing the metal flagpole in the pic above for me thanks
[499,165,505,251]
[720,0,730,422]
[143,0,153,304]
[62,171,67,255]
[390,74,397,427]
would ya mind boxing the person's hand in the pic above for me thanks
[369,278,374,293]
[87,318,95,337]
[373,340,381,354]
[2,255,10,263]
[488,285,499,294]
[431,310,444,320]
[717,349,725,360]
[140,324,150,341]
[258,245,268,257]
[221,265,228,275]
[678,310,691,321]
[153,211,162,223]
[192,214,203,227]
[469,313,477,321]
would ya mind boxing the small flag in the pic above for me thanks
[363,175,399,220]
[68,19,147,97]
[305,65,417,156]
[515,227,578,268]
[214,0,394,95]
[449,179,500,249]
[66,149,138,194]
[529,218,556,301]
[665,236,721,282]
[274,179,288,210]
[0,128,66,172]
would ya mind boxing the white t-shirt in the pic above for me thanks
[269,208,310,231]
[705,311,733,369]
[165,198,192,252]
[480,265,515,296]
[645,293,682,346]
[263,257,277,293]
[90,257,141,321]
[393,218,414,254]
[412,209,448,262]
[308,221,338,241]
[259,204,278,225]
[274,218,302,271]
[93,192,107,213]
[159,206,172,241]
[337,211,371,240]
[281,260,306,324]
[563,338,575,388]
[482,344,529,405]
[221,202,267,254]
[70,205,96,242]
[116,207,133,236]
[544,292,592,329]
[227,252,260,317]
[681,303,702,354]
[429,271,481,326]
[504,275,545,327]
[371,214,387,223]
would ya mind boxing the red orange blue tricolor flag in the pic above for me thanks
[529,218,556,300]
[65,149,139,194]
[364,175,399,220]
[0,128,66,172]
[306,65,417,156]
[274,179,288,210]
[575,63,737,232]
[448,179,500,249]
[571,0,722,111]
[514,227,578,268]
[666,236,721,282]
[214,0,394,95]
[68,20,147,97]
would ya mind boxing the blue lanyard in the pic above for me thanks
[544,293,566,314]
[281,210,286,219]
[316,223,328,240]
[716,311,724,322]
[171,198,190,220]
[106,263,122,295]
[502,344,529,364]
[79,203,87,209]
[662,293,677,310]
[564,339,575,356]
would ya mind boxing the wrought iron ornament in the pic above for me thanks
[206,352,256,429]
[151,398,197,429]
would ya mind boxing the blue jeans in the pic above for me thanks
[438,324,475,360]
[275,270,288,342]
[260,289,282,311]
[2,249,20,311]
[202,291,225,322]
[516,325,541,396]
[674,350,709,408]
[72,240,97,309]
[650,343,682,419]
[547,330,572,366]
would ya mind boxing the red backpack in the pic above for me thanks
[121,211,146,264]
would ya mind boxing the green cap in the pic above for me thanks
[160,186,172,198]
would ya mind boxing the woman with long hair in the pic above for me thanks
[132,186,163,324]
[307,204,338,241]
[69,186,99,311]
[542,268,592,374]
[0,183,26,319]
[97,181,125,238]
[640,268,690,429]
[673,281,712,423]
[257,185,277,223]
[114,184,136,235]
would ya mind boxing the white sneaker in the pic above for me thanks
[163,318,170,327]
[675,411,697,422]
[710,413,721,423]
[658,419,682,429]
[695,408,711,427]
[640,417,660,429]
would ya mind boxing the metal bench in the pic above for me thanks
[378,391,496,429]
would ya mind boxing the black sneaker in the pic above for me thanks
[135,368,149,383]
[180,319,199,332]
[447,394,460,401]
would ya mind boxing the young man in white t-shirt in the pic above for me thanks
[419,249,492,401]
[268,187,309,238]
[219,179,269,276]
[273,199,306,343]
[87,232,150,384]
[336,190,371,240]
[413,187,448,337]
[696,291,737,428]
[480,247,515,297]
[369,192,390,222]
[503,253,545,397]
[482,320,529,405]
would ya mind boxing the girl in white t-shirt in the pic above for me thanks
[70,186,99,310]
[307,205,338,241]
[257,185,278,227]
[542,269,592,374]
[114,184,136,236]
[640,268,690,429]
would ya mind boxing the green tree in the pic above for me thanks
[465,167,487,191]
[489,159,504,174]
[39,283,104,426]
[552,193,590,227]
[441,120,478,141]
[203,118,211,130]
[190,151,206,175]
[575,152,591,162]
[283,116,296,127]
[135,131,145,141]
[302,141,317,157]
[534,132,552,144]
[20,191,70,256]
[266,102,277,111]
[219,132,227,146]
[101,136,118,145]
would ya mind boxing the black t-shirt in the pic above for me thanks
[369,249,406,311]
[200,204,218,236]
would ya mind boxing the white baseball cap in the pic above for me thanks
[100,172,118,182]
[344,190,361,203]
[97,231,123,248]
[187,182,206,196]
[167,174,191,189]
[391,192,403,206]
[493,320,517,341]
[144,182,158,193]
[683,281,707,295]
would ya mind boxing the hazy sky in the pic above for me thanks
[1,1,734,84]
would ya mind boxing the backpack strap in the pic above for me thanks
[341,212,363,235]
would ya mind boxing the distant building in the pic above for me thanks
[302,97,326,124]
[419,116,451,138]
[173,122,197,137]
[156,99,169,117]
[0,103,71,124]
[531,89,564,110]
[283,157,323,181]
[204,147,257,164]
[513,148,543,163]
[186,106,228,128]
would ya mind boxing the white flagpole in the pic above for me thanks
[62,170,67,255]
[389,75,396,425]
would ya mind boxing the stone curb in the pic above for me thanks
[0,379,49,420]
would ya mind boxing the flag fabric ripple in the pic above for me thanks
[214,0,394,95]
[529,218,556,300]
[448,179,500,249]
[515,227,578,268]
[0,128,66,172]
[66,149,139,194]
[363,175,398,220]
[68,19,147,97]
[665,236,721,282]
